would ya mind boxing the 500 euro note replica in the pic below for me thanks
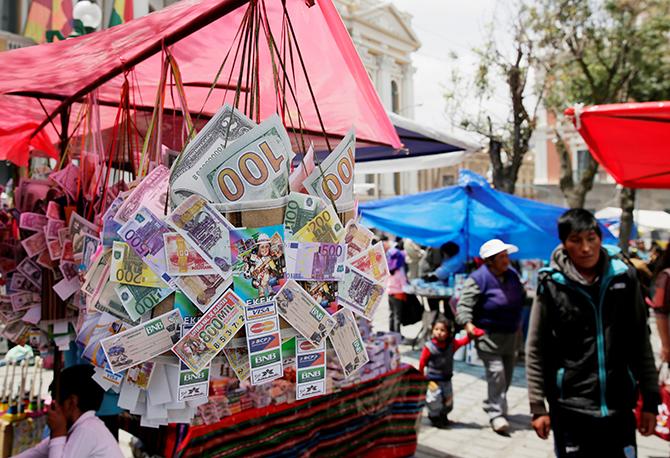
[169,105,255,207]
[198,114,294,211]
[285,242,346,282]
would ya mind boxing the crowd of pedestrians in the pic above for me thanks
[382,208,665,457]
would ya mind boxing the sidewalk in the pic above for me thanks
[374,296,670,458]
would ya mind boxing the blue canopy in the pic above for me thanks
[359,170,617,260]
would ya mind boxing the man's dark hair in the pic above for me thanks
[557,208,602,243]
[53,365,104,412]
[440,241,460,258]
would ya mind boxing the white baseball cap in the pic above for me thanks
[479,239,519,259]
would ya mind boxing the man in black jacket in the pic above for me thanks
[526,209,659,457]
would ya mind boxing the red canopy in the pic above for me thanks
[565,101,670,188]
[0,0,400,165]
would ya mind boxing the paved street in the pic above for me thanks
[373,295,670,458]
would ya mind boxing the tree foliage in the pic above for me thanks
[530,0,670,208]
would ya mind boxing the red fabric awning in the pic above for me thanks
[565,101,670,188]
[0,0,401,165]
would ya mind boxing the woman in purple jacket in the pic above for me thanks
[455,239,525,434]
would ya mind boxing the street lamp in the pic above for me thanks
[45,0,102,41]
[72,1,102,35]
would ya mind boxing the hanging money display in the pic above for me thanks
[0,0,405,436]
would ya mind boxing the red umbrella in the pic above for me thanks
[565,101,670,188]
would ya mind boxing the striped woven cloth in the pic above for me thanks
[172,366,426,457]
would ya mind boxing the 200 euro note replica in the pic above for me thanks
[293,206,345,243]
[285,242,346,282]
[169,105,255,207]
[303,128,355,212]
[172,290,245,373]
[275,280,335,346]
[198,114,294,211]
[337,266,384,320]
[328,308,369,378]
[167,195,235,278]
[283,192,325,240]
[110,242,165,288]
[101,309,183,373]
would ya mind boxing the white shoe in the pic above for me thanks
[491,416,509,434]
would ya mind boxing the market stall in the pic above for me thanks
[0,0,426,456]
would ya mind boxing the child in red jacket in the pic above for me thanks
[419,317,484,428]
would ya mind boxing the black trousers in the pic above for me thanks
[388,295,404,333]
[551,408,637,458]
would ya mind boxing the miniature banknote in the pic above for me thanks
[49,163,79,200]
[199,114,294,210]
[283,192,325,240]
[222,346,250,382]
[285,242,346,281]
[91,281,134,323]
[82,250,112,301]
[9,272,39,293]
[173,292,210,402]
[163,233,216,276]
[47,238,62,261]
[10,292,40,312]
[293,206,344,243]
[173,273,232,313]
[303,281,339,315]
[102,196,124,247]
[303,128,355,212]
[169,104,255,207]
[337,266,384,320]
[45,219,66,241]
[118,207,174,286]
[328,308,369,378]
[172,290,245,373]
[275,280,336,346]
[110,242,165,288]
[343,220,373,259]
[244,299,283,385]
[347,242,389,283]
[101,309,182,373]
[115,284,174,322]
[19,213,48,232]
[288,144,315,194]
[167,195,235,278]
[68,212,99,238]
[21,231,47,258]
[295,337,327,400]
[114,165,170,225]
[17,258,42,288]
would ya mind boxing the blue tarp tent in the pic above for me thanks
[359,170,617,260]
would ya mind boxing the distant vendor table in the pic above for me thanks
[160,366,425,457]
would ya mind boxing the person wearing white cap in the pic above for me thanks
[455,238,526,434]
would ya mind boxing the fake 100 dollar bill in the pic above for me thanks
[198,114,294,211]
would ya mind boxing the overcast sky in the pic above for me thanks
[390,0,514,136]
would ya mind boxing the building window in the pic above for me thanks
[0,0,18,34]
[442,175,455,187]
[391,80,400,114]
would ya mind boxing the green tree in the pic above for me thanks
[530,0,670,249]
[444,5,546,195]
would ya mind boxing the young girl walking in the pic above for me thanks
[419,317,484,427]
